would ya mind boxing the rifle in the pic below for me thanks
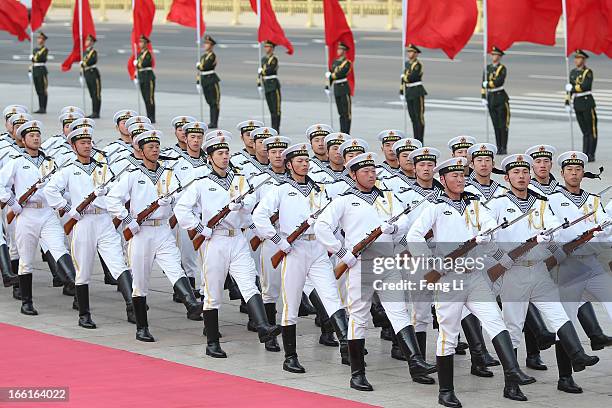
[192,175,271,251]
[335,193,433,280]
[249,212,279,251]
[270,202,332,269]
[62,165,131,235]
[545,218,611,269]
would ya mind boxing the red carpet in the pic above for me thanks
[0,323,377,408]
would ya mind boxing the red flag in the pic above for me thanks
[30,0,51,31]
[0,0,30,41]
[61,0,96,71]
[487,0,561,51]
[405,0,477,59]
[166,0,205,37]
[249,0,293,55]
[567,0,612,57]
[323,0,355,95]
[127,0,156,79]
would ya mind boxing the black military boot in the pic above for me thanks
[271,115,280,133]
[19,274,38,316]
[133,296,154,342]
[56,254,76,296]
[524,329,547,370]
[308,289,338,346]
[282,325,305,373]
[416,331,429,364]
[173,277,204,321]
[264,303,281,352]
[437,355,461,407]
[455,333,468,355]
[100,254,118,286]
[43,250,62,287]
[556,321,599,372]
[11,259,21,300]
[578,302,612,351]
[204,309,227,358]
[396,325,437,384]
[247,294,281,343]
[328,309,350,365]
[225,274,242,300]
[525,303,556,350]
[76,284,96,329]
[208,107,219,129]
[391,332,407,361]
[0,244,18,287]
[348,339,372,391]
[491,331,534,401]
[555,341,583,393]
[461,314,493,377]
[298,292,316,316]
[116,271,136,324]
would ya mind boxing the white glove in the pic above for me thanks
[196,223,212,239]
[565,83,573,92]
[564,104,571,113]
[257,67,263,75]
[68,208,82,221]
[536,233,551,243]
[157,196,173,207]
[380,221,397,235]
[127,219,140,235]
[306,216,316,226]
[196,84,201,92]
[132,59,138,67]
[482,80,489,88]
[94,186,108,197]
[28,72,33,81]
[196,62,201,68]
[341,251,358,268]
[481,98,488,106]
[35,179,48,189]
[278,239,292,254]
[399,94,405,102]
[79,75,84,86]
[475,234,491,244]
[9,202,22,216]
[257,86,263,96]
[28,54,34,60]
[228,201,243,211]
[324,88,331,97]
[133,78,139,86]
[325,71,332,80]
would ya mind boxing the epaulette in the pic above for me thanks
[461,191,480,202]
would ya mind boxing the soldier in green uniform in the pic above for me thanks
[482,46,510,155]
[400,44,426,143]
[566,50,598,162]
[136,35,155,123]
[197,35,221,129]
[257,40,281,132]
[81,34,101,119]
[326,42,353,134]
[30,32,49,114]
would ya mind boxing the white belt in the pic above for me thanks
[212,229,240,237]
[83,65,97,71]
[138,67,153,72]
[406,81,423,88]
[82,207,106,215]
[32,63,46,67]
[574,91,592,98]
[200,70,215,75]
[490,86,505,92]
[297,234,317,241]
[334,78,348,84]
[263,75,278,80]
[141,219,166,227]
[23,202,44,209]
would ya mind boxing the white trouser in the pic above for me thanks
[126,224,184,297]
[3,208,18,259]
[260,239,281,304]
[556,255,612,325]
[498,262,569,348]
[174,226,200,280]
[0,218,5,246]
[200,231,260,310]
[244,227,262,276]
[15,207,68,275]
[279,240,343,326]
[411,289,434,333]
[435,272,507,356]
[70,214,128,285]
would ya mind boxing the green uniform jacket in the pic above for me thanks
[197,51,220,87]
[481,63,509,106]
[331,57,352,97]
[137,49,153,70]
[569,67,596,112]
[400,59,427,99]
[259,54,280,93]
[81,47,97,68]
[31,46,48,74]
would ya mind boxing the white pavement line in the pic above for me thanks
[461,49,565,57]
[529,74,612,83]
[356,54,460,62]
[243,60,326,68]
[456,96,612,108]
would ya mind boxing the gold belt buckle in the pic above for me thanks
[228,229,235,237]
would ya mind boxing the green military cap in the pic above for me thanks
[406,43,421,53]
[205,35,216,46]
[263,40,276,47]
[140,35,150,44]
[574,49,589,59]
[86,34,96,43]
[338,42,350,51]
[491,46,504,56]
[38,32,48,40]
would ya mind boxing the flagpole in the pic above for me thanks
[257,0,265,124]
[78,0,86,111]
[323,45,333,128]
[561,0,575,150]
[482,0,490,143]
[196,0,204,121]
[132,0,141,113]
[401,0,408,135]
[29,23,34,112]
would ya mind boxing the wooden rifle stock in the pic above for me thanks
[169,214,178,229]
[6,183,39,224]
[270,219,312,269]
[250,212,279,251]
[334,227,383,280]
[424,238,479,284]
[63,191,97,235]
[192,206,231,250]
[487,237,539,282]
[544,223,607,271]
[123,201,161,241]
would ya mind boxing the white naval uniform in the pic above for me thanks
[0,141,23,258]
[308,156,328,175]
[465,178,508,203]
[230,150,269,178]
[253,176,343,326]
[41,134,66,152]
[103,139,134,162]
[315,187,412,340]
[309,163,343,184]
[0,152,68,275]
[44,159,128,285]
[406,193,508,356]
[487,191,570,348]
[376,161,401,180]
[548,187,612,325]
[528,176,560,196]
[161,144,186,159]
[174,170,260,310]
[106,164,185,297]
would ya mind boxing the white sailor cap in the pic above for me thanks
[125,115,152,129]
[128,123,154,140]
[339,138,369,157]
[409,147,441,163]
[525,144,556,160]
[377,129,405,144]
[557,151,588,168]
[205,129,233,141]
[447,135,476,152]
[393,138,422,155]
[59,106,85,117]
[345,152,378,171]
[9,113,32,128]
[305,124,333,140]
[182,121,208,135]
[203,134,232,154]
[59,112,84,126]
[171,115,197,129]
[16,120,42,139]
[501,154,533,172]
[435,157,468,175]
[3,105,28,120]
[236,119,264,134]
[113,109,138,125]
[263,136,291,150]
[282,143,312,160]
[133,130,162,148]
[324,132,349,148]
[467,143,497,159]
[68,127,94,143]
[69,118,95,132]
[251,127,278,141]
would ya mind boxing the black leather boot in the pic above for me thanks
[577,302,612,351]
[0,244,18,287]
[133,296,154,342]
[99,253,117,286]
[437,355,461,407]
[173,277,204,321]
[525,327,547,370]
[203,309,227,358]
[455,334,468,355]
[328,309,350,365]
[525,303,556,350]
[282,324,305,373]
[11,259,21,300]
[298,292,316,316]
[491,330,535,388]
[264,303,281,352]
[396,325,437,384]
[116,271,136,324]
[225,274,242,300]
[56,254,76,296]
[19,274,38,316]
[391,332,407,361]
[76,284,96,329]
[461,314,493,377]
[416,331,428,362]
[43,250,62,287]
[556,321,599,372]
[555,341,583,393]
[247,294,281,343]
[308,290,338,346]
[348,339,372,391]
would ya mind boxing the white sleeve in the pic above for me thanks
[406,203,436,258]
[314,197,345,256]
[0,159,17,204]
[106,171,131,221]
[252,184,281,240]
[174,181,202,230]
[44,167,69,210]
